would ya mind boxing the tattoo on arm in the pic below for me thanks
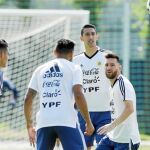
[25,88,37,100]
[24,88,37,128]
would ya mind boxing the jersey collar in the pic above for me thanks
[111,74,122,88]
[84,49,99,59]
[111,78,118,88]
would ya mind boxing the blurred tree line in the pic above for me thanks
[0,0,31,8]
[68,0,150,57]
[68,0,107,28]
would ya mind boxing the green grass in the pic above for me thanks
[0,122,27,140]
[139,133,150,149]
[139,145,150,150]
[0,125,150,150]
[140,133,150,141]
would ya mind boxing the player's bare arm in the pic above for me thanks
[24,88,37,147]
[73,84,94,136]
[98,100,134,135]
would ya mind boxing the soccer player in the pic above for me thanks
[0,39,8,96]
[96,53,140,150]
[24,38,94,150]
[73,24,111,150]
[3,78,19,107]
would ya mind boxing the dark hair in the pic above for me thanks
[0,39,8,51]
[81,24,96,36]
[55,38,75,54]
[105,53,120,63]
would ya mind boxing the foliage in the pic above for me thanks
[131,0,149,38]
[0,0,5,5]
[16,0,31,8]
[63,0,107,26]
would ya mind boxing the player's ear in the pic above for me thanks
[68,51,73,61]
[53,49,57,56]
[80,36,83,41]
[119,64,122,72]
[0,51,3,58]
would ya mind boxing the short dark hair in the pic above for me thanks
[55,38,75,54]
[0,39,8,51]
[105,53,120,63]
[81,24,96,36]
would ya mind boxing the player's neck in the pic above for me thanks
[110,78,117,87]
[110,73,120,87]
[84,46,98,57]
[56,55,71,61]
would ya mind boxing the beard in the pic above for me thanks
[106,70,118,79]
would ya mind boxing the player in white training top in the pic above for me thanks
[96,53,140,150]
[0,40,8,96]
[24,39,94,150]
[73,24,111,150]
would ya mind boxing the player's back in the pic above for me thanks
[29,58,81,130]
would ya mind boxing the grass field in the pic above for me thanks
[140,134,150,141]
[0,134,150,150]
[0,141,149,150]
[138,134,150,150]
[139,146,150,150]
[0,145,150,150]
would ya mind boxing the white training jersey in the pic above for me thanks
[0,70,3,96]
[73,49,111,111]
[108,74,141,144]
[28,58,83,130]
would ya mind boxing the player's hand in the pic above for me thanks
[84,122,94,136]
[27,126,36,147]
[97,123,115,135]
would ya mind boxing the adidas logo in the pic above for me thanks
[43,63,63,78]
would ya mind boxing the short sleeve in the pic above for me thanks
[119,77,135,102]
[72,65,83,86]
[28,69,39,92]
[124,82,135,102]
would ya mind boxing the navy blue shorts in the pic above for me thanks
[78,111,111,147]
[96,136,140,150]
[36,125,86,150]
